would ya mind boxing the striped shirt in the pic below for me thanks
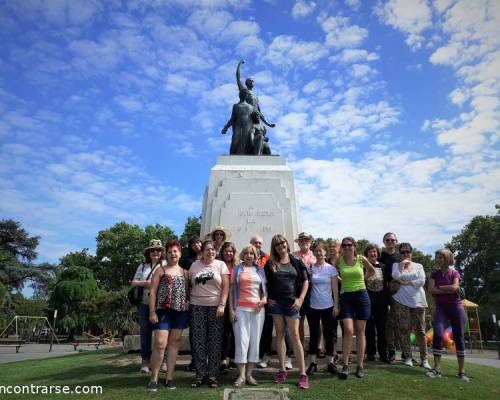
[236,267,261,310]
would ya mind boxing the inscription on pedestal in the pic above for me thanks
[220,193,284,248]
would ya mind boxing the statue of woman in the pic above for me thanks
[221,90,254,155]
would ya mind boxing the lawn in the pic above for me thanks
[0,348,499,399]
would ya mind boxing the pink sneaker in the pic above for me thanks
[298,374,309,389]
[274,369,287,384]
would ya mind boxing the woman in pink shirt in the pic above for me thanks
[188,240,230,388]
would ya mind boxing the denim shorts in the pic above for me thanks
[340,289,371,320]
[153,309,189,330]
[269,303,300,319]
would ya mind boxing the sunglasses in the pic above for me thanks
[275,240,287,247]
[150,249,162,253]
[400,250,412,255]
[341,243,354,248]
[385,239,397,243]
[214,232,225,237]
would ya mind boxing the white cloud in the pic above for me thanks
[346,0,361,10]
[292,1,316,18]
[449,88,469,106]
[114,95,143,112]
[351,63,376,79]
[165,73,210,96]
[68,38,122,72]
[320,15,368,48]
[0,141,200,261]
[336,48,379,63]
[427,0,500,155]
[264,35,329,67]
[291,153,497,252]
[375,0,432,50]
[236,35,266,55]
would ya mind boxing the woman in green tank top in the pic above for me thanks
[337,237,375,380]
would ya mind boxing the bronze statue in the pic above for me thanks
[220,60,275,155]
[249,110,271,155]
[236,59,276,129]
[221,89,254,155]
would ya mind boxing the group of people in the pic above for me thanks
[130,229,469,391]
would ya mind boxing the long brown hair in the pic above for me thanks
[269,234,290,272]
[221,241,239,267]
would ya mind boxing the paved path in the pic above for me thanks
[1,343,499,369]
[442,349,500,368]
[0,344,97,364]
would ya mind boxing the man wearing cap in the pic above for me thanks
[293,232,317,350]
[293,232,317,266]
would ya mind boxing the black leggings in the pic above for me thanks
[306,306,335,356]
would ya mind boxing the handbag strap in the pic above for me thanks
[145,261,161,281]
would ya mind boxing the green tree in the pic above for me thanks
[179,216,201,248]
[49,266,100,339]
[412,249,434,275]
[95,222,176,290]
[11,293,48,317]
[95,222,144,290]
[84,288,139,336]
[0,220,49,291]
[447,205,500,320]
[60,249,98,271]
[144,224,176,246]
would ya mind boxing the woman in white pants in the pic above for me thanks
[229,244,267,387]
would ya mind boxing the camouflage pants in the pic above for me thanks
[393,300,426,360]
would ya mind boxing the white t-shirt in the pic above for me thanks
[392,261,428,308]
[309,263,338,310]
[133,261,165,304]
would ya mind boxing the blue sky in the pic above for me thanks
[0,0,498,262]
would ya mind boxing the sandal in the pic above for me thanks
[208,377,218,388]
[246,376,258,386]
[233,377,245,388]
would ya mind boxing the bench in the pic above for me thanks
[72,340,102,351]
[0,340,25,353]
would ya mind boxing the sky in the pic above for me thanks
[0,0,499,263]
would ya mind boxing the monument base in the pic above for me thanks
[201,155,301,252]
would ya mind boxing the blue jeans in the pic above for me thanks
[138,304,167,362]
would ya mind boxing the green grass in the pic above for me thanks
[0,349,499,399]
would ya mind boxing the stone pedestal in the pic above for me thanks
[201,155,301,252]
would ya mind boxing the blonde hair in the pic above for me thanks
[269,234,290,272]
[239,244,259,261]
[435,248,454,266]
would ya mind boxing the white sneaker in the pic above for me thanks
[257,356,269,369]
[285,357,293,370]
[420,359,431,369]
[404,358,413,367]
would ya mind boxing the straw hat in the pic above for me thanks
[294,232,313,242]
[211,226,232,240]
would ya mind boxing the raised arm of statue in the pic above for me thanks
[236,59,245,92]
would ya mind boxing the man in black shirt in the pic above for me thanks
[379,232,401,363]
